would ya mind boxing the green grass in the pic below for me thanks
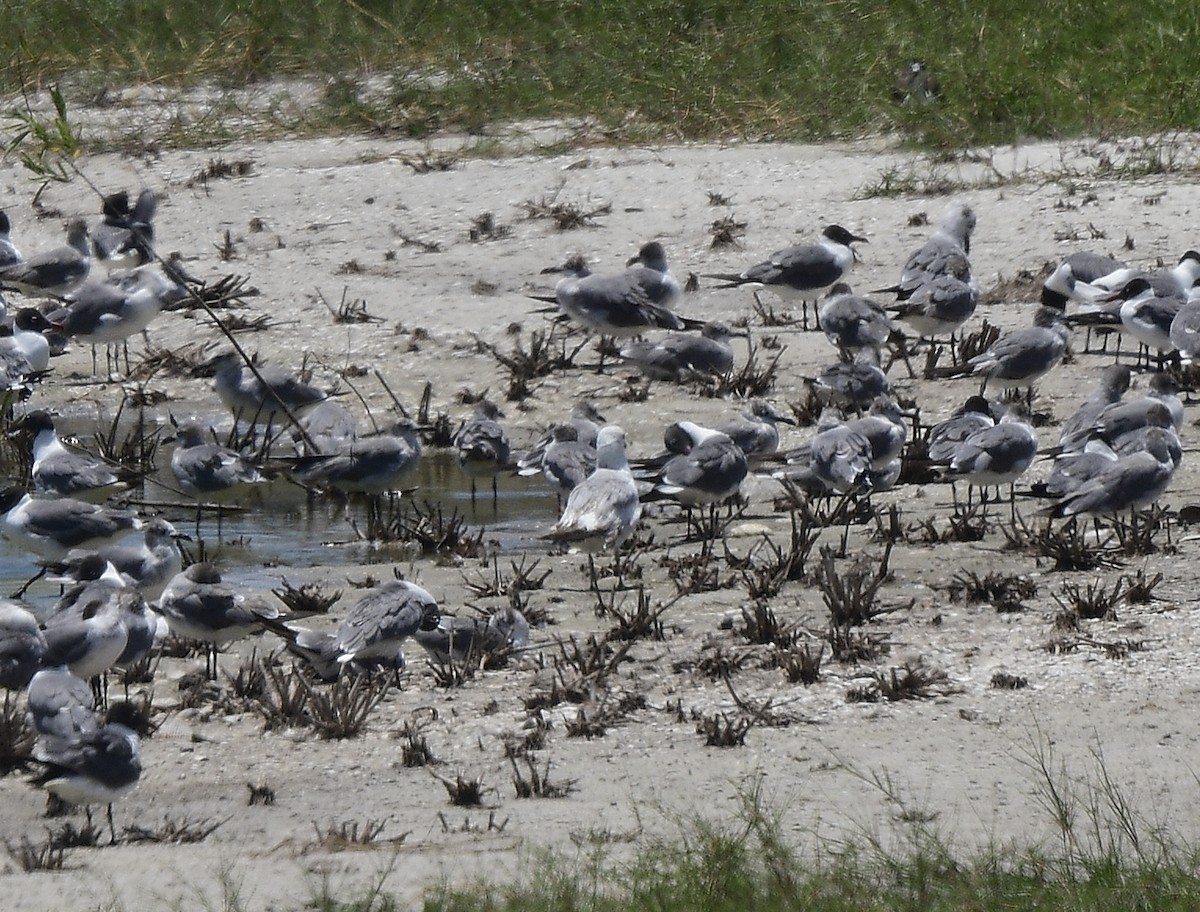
[3,1,1200,146]
[299,745,1200,912]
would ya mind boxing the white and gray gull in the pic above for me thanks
[703,224,868,330]
[10,410,134,500]
[542,425,641,552]
[619,321,745,381]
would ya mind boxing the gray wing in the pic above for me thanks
[27,500,137,548]
[27,666,97,739]
[335,581,439,656]
[747,243,843,291]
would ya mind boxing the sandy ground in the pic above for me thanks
[1,121,1200,911]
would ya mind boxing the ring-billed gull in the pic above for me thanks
[542,425,641,552]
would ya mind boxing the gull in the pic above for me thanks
[886,253,979,341]
[294,399,358,455]
[624,240,682,309]
[1087,249,1200,298]
[817,285,895,361]
[807,354,892,411]
[0,601,46,690]
[966,305,1069,398]
[0,487,141,560]
[170,422,264,534]
[40,569,130,685]
[716,399,795,461]
[878,201,975,299]
[455,401,511,503]
[290,420,421,495]
[56,266,187,375]
[9,410,134,500]
[1048,428,1177,519]
[1057,364,1132,451]
[1169,298,1200,364]
[652,420,744,535]
[157,562,280,678]
[618,321,745,380]
[92,188,156,271]
[27,665,96,740]
[778,399,905,482]
[517,400,606,478]
[0,210,23,272]
[32,720,142,844]
[1034,439,1118,499]
[944,408,1039,510]
[1072,378,1182,454]
[536,254,701,338]
[1041,251,1127,310]
[1,307,58,373]
[413,606,530,665]
[519,423,597,499]
[542,425,641,552]
[55,518,186,601]
[170,421,263,496]
[323,579,441,666]
[703,224,868,329]
[781,418,874,495]
[925,396,1001,464]
[212,352,330,425]
[1105,276,1187,366]
[652,422,748,518]
[43,555,156,679]
[0,219,90,297]
[844,399,909,470]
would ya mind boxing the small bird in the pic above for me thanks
[0,601,47,690]
[9,410,134,500]
[170,421,263,498]
[54,517,186,601]
[455,401,511,503]
[716,399,795,461]
[323,578,441,666]
[212,352,330,425]
[542,425,641,552]
[817,285,895,361]
[892,59,941,105]
[31,720,142,845]
[618,321,745,381]
[0,219,91,297]
[0,487,141,560]
[92,188,156,270]
[157,562,280,679]
[653,422,748,510]
[966,305,1069,398]
[703,225,868,330]
[1047,428,1177,519]
[0,210,24,272]
[536,254,700,337]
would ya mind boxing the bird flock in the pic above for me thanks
[0,172,1193,850]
